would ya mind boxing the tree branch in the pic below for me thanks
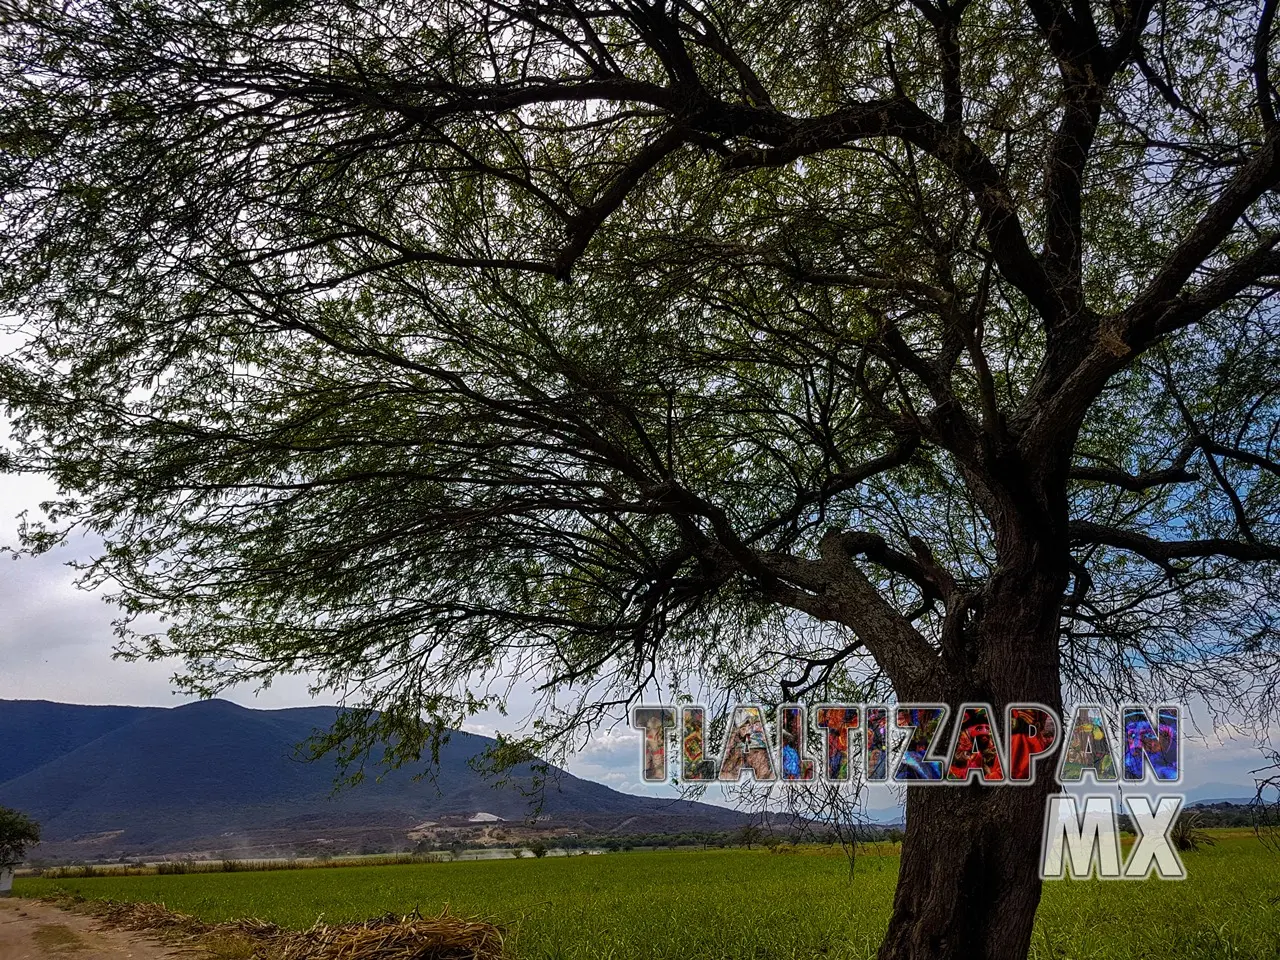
[554,126,690,280]
[1255,0,1279,132]
[722,97,1059,323]
[1068,464,1199,491]
[1070,521,1280,564]
[761,539,942,697]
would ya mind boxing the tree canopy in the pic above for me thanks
[2,0,1277,746]
[1,1,1279,953]
[0,806,40,866]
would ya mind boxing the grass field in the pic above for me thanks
[16,832,1280,960]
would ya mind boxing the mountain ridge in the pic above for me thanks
[0,698,749,860]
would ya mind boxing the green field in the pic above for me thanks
[17,834,1280,960]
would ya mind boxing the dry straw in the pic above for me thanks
[56,896,507,960]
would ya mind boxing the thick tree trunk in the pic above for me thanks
[877,549,1066,960]
[877,777,1055,960]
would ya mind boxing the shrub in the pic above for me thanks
[1172,811,1217,852]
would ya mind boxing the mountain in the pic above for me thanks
[1183,781,1257,805]
[0,700,167,784]
[0,699,749,860]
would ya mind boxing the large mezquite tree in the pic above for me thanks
[2,0,1280,955]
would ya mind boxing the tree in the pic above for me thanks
[0,807,40,867]
[1,0,1279,956]
[736,823,763,850]
[1252,749,1280,850]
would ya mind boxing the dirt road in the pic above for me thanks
[0,897,187,959]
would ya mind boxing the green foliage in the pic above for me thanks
[16,835,1280,959]
[2,6,1280,949]
[1172,811,1218,853]
[0,806,41,866]
[1,0,1278,778]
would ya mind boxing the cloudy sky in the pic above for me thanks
[0,460,1271,809]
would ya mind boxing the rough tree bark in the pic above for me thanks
[879,593,1066,959]
[883,777,1058,959]
[874,465,1071,958]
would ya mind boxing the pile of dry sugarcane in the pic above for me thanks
[76,896,278,940]
[267,910,506,960]
[81,897,217,935]
[47,895,505,960]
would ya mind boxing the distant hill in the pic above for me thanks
[1183,781,1257,805]
[0,699,749,860]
